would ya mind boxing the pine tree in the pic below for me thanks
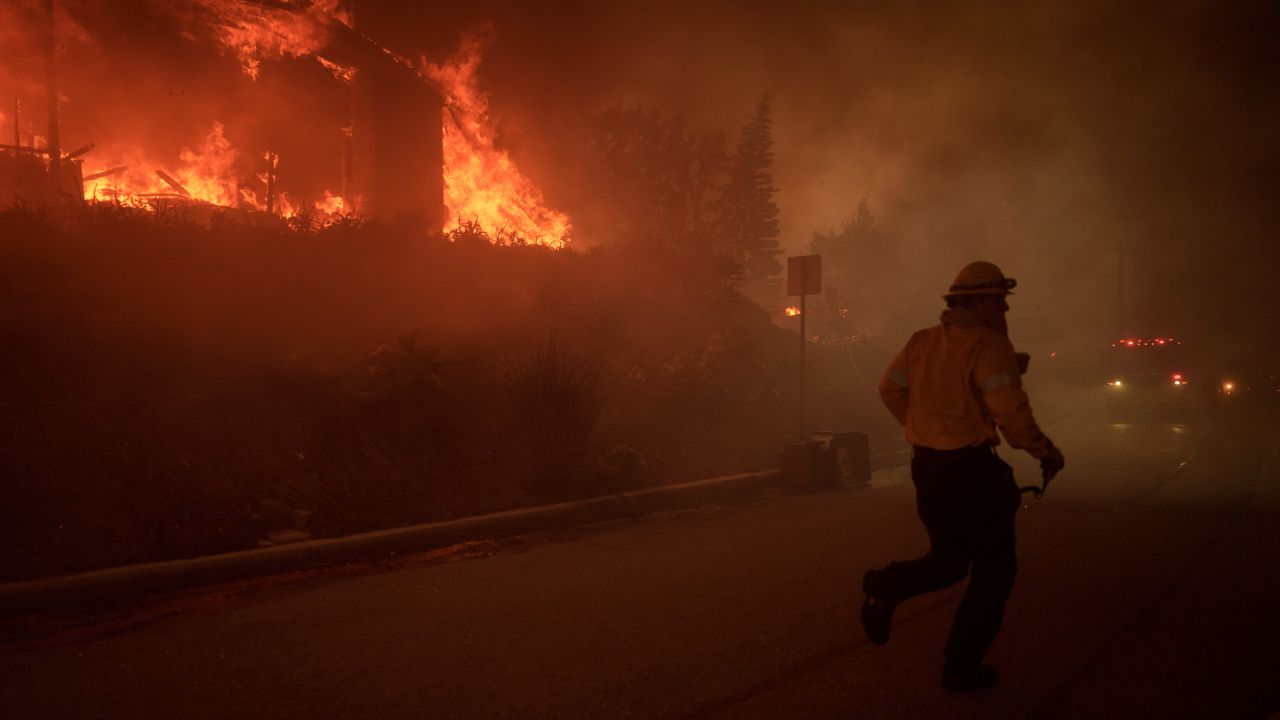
[808,198,908,336]
[722,95,782,297]
[577,105,738,291]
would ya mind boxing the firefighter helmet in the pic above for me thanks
[944,261,1017,297]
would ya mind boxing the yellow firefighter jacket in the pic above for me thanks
[878,308,1052,458]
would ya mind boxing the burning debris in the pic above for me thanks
[153,121,237,206]
[83,121,301,214]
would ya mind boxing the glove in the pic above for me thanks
[1040,444,1065,482]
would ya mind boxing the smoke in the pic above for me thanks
[399,0,1277,358]
[4,0,1276,363]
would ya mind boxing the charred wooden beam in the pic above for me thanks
[444,105,483,150]
[64,141,95,160]
[0,143,51,156]
[155,170,191,197]
[83,165,128,182]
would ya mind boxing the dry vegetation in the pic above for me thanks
[0,204,894,582]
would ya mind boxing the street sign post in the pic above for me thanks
[787,254,822,437]
[787,254,821,298]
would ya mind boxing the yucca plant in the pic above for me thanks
[497,338,604,495]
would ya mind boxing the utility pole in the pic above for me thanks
[265,151,277,215]
[787,254,822,438]
[800,289,807,433]
[1116,235,1125,337]
[1101,235,1131,339]
[42,0,61,196]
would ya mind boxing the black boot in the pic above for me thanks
[860,569,896,646]
[941,664,997,692]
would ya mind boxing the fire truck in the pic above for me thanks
[1103,336,1211,417]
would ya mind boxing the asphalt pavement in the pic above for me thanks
[2,397,1278,719]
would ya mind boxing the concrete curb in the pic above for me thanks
[0,469,782,617]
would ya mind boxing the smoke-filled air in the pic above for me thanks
[2,2,1278,681]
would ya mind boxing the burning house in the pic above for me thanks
[3,0,568,246]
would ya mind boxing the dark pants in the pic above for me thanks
[872,445,1020,669]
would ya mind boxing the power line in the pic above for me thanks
[778,211,1104,225]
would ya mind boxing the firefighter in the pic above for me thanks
[862,260,1065,692]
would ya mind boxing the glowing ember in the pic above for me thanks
[785,306,802,317]
[424,37,572,248]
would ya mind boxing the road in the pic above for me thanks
[3,397,1278,719]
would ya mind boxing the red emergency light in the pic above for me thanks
[1115,337,1180,348]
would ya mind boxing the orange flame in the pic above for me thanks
[85,121,240,206]
[195,0,347,80]
[424,37,571,248]
[83,121,321,218]
[316,56,356,83]
[785,306,802,317]
[176,121,239,206]
[314,190,348,216]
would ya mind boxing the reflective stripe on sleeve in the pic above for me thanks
[890,369,909,388]
[981,372,1011,392]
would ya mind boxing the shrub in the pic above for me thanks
[497,339,605,495]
